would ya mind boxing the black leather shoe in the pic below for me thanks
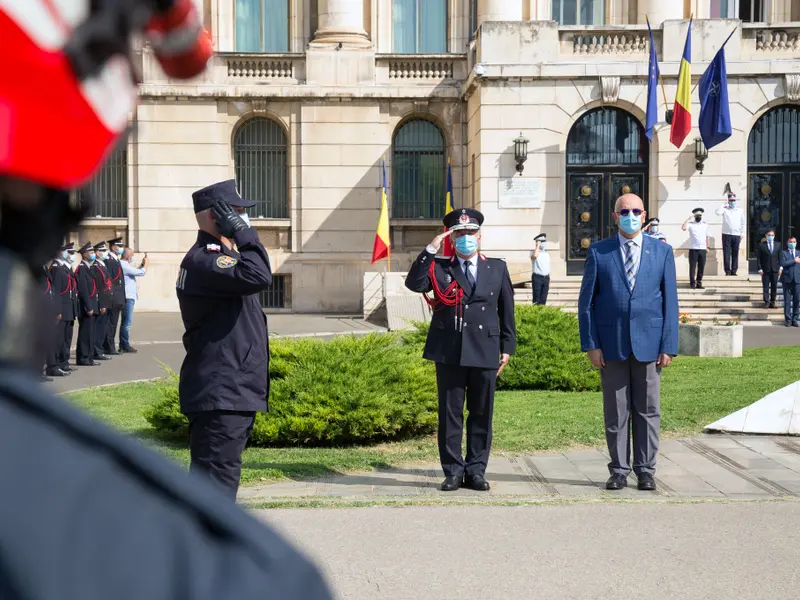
[440,476,463,492]
[637,473,657,491]
[45,368,70,377]
[77,361,99,366]
[105,350,120,356]
[769,302,777,309]
[606,474,628,490]
[793,323,800,328]
[696,283,704,290]
[464,474,491,491]
[120,346,138,354]
[94,355,111,361]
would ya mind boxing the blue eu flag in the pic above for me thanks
[698,38,732,149]
[645,19,659,141]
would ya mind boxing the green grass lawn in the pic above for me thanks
[68,346,800,486]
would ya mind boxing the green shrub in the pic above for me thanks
[144,333,438,447]
[406,305,599,392]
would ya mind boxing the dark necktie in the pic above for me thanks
[463,260,475,295]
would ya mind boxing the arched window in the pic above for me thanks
[235,0,289,52]
[233,118,288,219]
[78,143,128,218]
[392,119,446,219]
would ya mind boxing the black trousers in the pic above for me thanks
[722,234,741,275]
[45,327,58,371]
[188,410,256,501]
[104,304,122,353]
[688,249,707,286]
[783,282,800,325]
[532,274,550,305]
[55,319,74,369]
[76,314,96,364]
[94,311,107,357]
[435,363,496,478]
[762,271,779,304]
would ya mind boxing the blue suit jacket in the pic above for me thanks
[780,250,800,283]
[578,235,679,363]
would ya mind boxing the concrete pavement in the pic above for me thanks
[261,500,800,600]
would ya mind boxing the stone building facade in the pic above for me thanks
[74,0,800,312]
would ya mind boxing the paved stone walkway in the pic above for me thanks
[240,434,800,505]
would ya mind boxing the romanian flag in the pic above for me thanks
[670,18,692,148]
[442,159,455,257]
[371,159,391,264]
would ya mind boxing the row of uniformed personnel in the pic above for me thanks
[41,238,128,380]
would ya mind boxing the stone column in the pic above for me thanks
[478,0,524,26]
[638,0,684,27]
[311,0,371,47]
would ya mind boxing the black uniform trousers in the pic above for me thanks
[688,249,707,286]
[532,274,550,305]
[77,314,96,364]
[722,234,741,275]
[104,305,122,353]
[94,311,107,357]
[55,319,74,369]
[435,363,496,479]
[188,410,256,501]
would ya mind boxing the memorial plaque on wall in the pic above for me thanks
[498,178,543,209]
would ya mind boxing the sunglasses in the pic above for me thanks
[617,209,644,217]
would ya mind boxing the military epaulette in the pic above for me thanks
[205,243,221,253]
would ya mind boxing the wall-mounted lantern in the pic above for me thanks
[695,137,708,174]
[514,133,529,175]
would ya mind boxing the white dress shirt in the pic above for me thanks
[715,204,746,236]
[687,221,710,250]
[618,232,643,280]
[530,249,551,276]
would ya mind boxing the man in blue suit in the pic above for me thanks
[578,194,679,492]
[779,237,800,327]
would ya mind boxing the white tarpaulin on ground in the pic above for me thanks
[705,381,800,435]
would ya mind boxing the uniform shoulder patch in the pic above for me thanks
[206,243,221,252]
[216,255,238,269]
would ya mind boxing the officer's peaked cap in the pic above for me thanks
[444,208,484,231]
[534,233,546,242]
[93,242,108,252]
[647,218,660,225]
[78,242,94,254]
[693,207,704,215]
[61,242,75,252]
[192,179,256,213]
[107,237,124,247]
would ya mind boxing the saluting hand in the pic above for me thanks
[497,353,510,376]
[429,231,450,253]
[212,199,249,239]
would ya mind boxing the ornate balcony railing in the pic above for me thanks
[220,53,306,84]
[559,25,657,58]
[375,54,468,84]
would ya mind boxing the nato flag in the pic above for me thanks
[645,19,659,141]
[698,42,732,149]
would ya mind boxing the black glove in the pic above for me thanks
[211,199,248,239]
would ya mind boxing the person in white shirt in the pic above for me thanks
[715,193,746,276]
[681,208,711,289]
[644,218,667,243]
[529,233,550,305]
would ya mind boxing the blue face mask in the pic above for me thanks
[455,234,479,256]
[729,201,736,208]
[790,243,797,250]
[116,248,123,256]
[618,213,642,235]
[89,254,96,262]
[60,251,68,261]
[768,235,775,241]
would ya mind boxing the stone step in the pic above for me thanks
[558,307,787,321]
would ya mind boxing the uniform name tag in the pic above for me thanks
[206,243,221,252]
[216,255,238,269]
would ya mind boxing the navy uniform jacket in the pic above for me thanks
[176,228,272,414]
[104,254,126,306]
[91,260,113,311]
[75,262,98,316]
[405,249,517,369]
[49,261,75,322]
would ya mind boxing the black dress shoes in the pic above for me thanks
[638,473,657,491]
[45,368,70,377]
[464,474,491,492]
[696,283,704,290]
[120,346,138,354]
[440,476,463,492]
[606,474,628,490]
[769,302,777,309]
[105,350,121,356]
[94,354,111,361]
[77,360,99,366]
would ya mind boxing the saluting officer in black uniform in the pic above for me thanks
[103,237,126,355]
[48,243,77,376]
[405,208,517,492]
[0,1,331,597]
[91,242,113,361]
[75,243,99,366]
[176,180,273,501]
